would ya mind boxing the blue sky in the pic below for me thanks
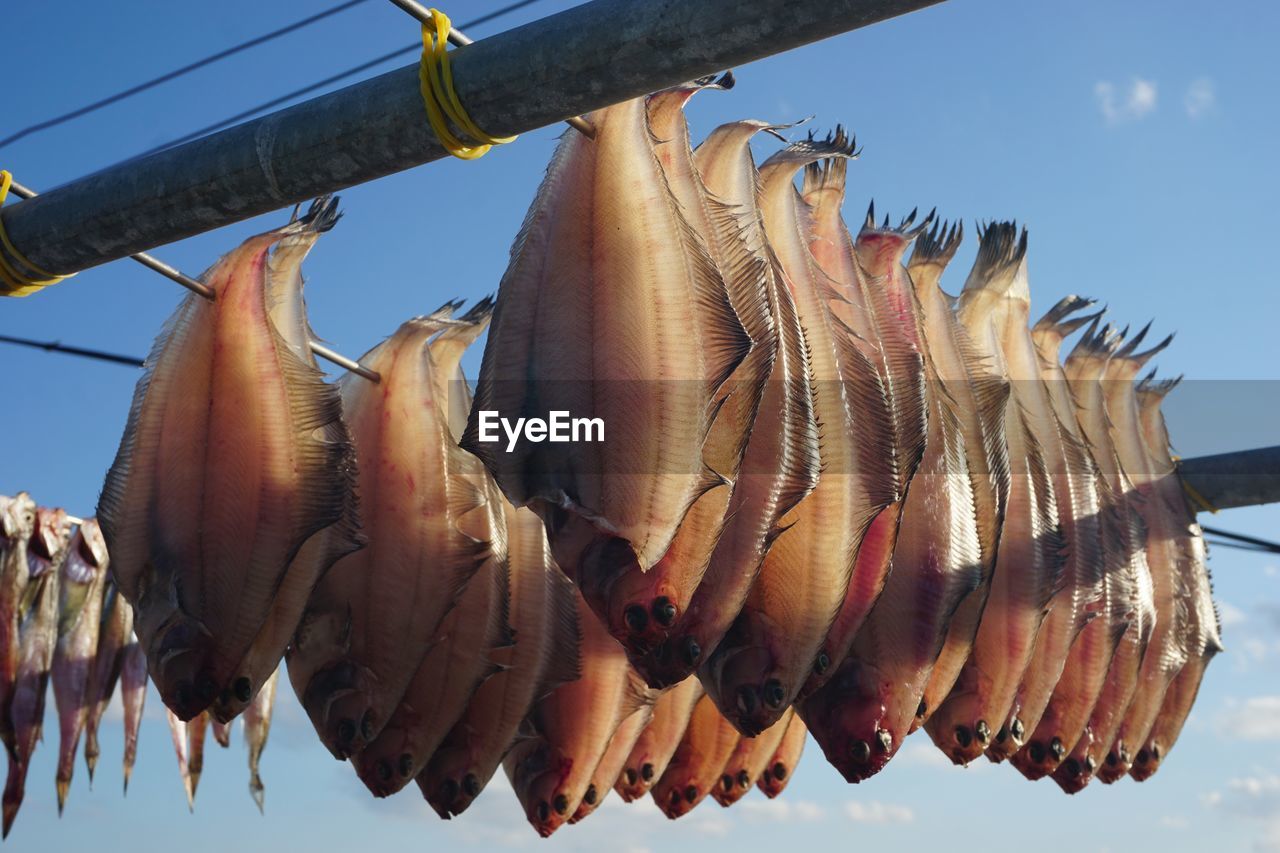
[3,0,1279,850]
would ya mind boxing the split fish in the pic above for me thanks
[712,708,795,807]
[244,665,280,813]
[569,705,652,823]
[83,579,133,785]
[651,692,742,819]
[120,636,147,793]
[757,713,806,799]
[0,492,37,755]
[615,675,704,803]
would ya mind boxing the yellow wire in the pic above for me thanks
[0,170,71,297]
[418,8,515,160]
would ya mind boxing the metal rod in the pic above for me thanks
[1178,445,1280,512]
[0,333,144,367]
[386,0,595,138]
[0,0,944,276]
[6,178,381,382]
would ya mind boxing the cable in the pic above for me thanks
[0,333,143,367]
[1201,525,1280,555]
[0,0,373,151]
[132,0,547,159]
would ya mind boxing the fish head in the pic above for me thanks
[756,758,792,798]
[29,506,70,569]
[140,606,219,721]
[651,768,703,819]
[1009,728,1070,781]
[508,740,574,838]
[923,677,994,766]
[420,742,486,819]
[76,519,109,569]
[1095,738,1133,784]
[569,782,603,823]
[615,745,660,802]
[1050,739,1103,794]
[703,641,790,736]
[801,659,899,783]
[577,535,684,655]
[352,717,419,798]
[1127,737,1164,781]
[207,668,266,724]
[300,659,380,759]
[1,493,36,542]
[710,761,755,807]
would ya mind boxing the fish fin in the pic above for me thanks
[909,219,964,269]
[536,566,583,697]
[830,323,903,511]
[761,126,860,174]
[1018,403,1070,611]
[961,221,1027,296]
[770,273,823,518]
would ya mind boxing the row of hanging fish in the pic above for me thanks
[0,495,279,838]
[83,76,1222,838]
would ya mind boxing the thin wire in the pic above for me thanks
[132,0,548,160]
[0,0,373,151]
[1201,525,1280,555]
[0,333,144,367]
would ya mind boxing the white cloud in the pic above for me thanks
[1207,775,1280,852]
[1218,697,1280,740]
[895,741,958,769]
[1185,77,1216,119]
[1219,600,1248,628]
[1095,78,1158,123]
[739,799,825,824]
[844,800,915,825]
[1161,815,1190,829]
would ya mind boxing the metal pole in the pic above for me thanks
[1178,445,1280,512]
[0,0,944,275]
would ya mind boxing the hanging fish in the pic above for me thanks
[801,183,929,700]
[801,214,983,782]
[904,223,1011,732]
[187,711,210,805]
[211,719,231,748]
[981,285,1107,764]
[576,79,775,668]
[925,224,1066,765]
[99,198,361,722]
[651,692,742,819]
[243,665,280,813]
[1129,375,1222,780]
[703,131,898,736]
[757,713,806,799]
[52,518,110,813]
[1052,320,1157,793]
[288,303,493,759]
[1096,325,1190,783]
[634,119,820,690]
[504,591,655,838]
[712,708,795,807]
[420,504,580,819]
[164,708,193,811]
[615,675,703,803]
[569,705,652,823]
[2,507,69,838]
[0,491,37,755]
[83,579,133,785]
[120,636,147,793]
[462,95,750,595]
[1011,299,1133,781]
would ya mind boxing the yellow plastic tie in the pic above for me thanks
[0,171,71,297]
[418,8,515,160]
[1172,456,1219,514]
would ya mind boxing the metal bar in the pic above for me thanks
[6,178,381,381]
[0,333,144,367]
[0,0,944,275]
[1178,445,1280,512]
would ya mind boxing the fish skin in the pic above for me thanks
[634,120,820,690]
[83,579,133,784]
[205,215,364,725]
[1011,299,1129,780]
[1130,377,1221,781]
[419,504,581,819]
[1051,320,1157,793]
[905,223,1011,732]
[52,519,111,813]
[243,665,279,813]
[703,132,898,736]
[0,491,37,754]
[462,96,750,592]
[982,285,1107,764]
[2,507,69,838]
[99,199,361,722]
[580,83,775,666]
[1096,334,1191,783]
[801,178,928,700]
[120,636,147,793]
[757,713,806,799]
[287,306,490,759]
[504,591,656,838]
[711,707,794,807]
[926,224,1066,765]
[569,704,652,823]
[614,675,704,803]
[651,693,742,819]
